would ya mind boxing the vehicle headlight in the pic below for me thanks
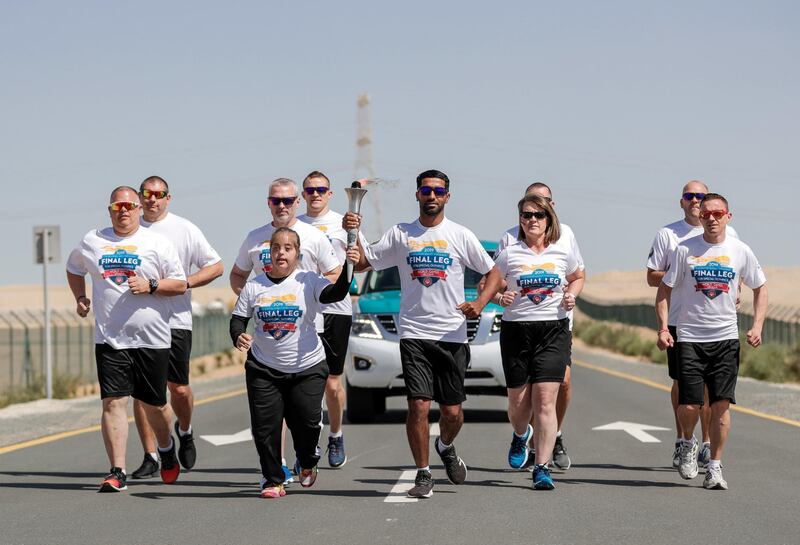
[351,314,384,339]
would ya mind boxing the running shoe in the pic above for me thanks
[159,440,181,484]
[697,442,711,470]
[174,421,197,470]
[282,464,294,485]
[260,483,286,499]
[437,439,468,484]
[99,467,127,492]
[532,464,555,490]
[407,469,434,498]
[552,434,571,470]
[677,438,699,480]
[672,440,681,468]
[508,425,532,469]
[327,435,347,468]
[703,465,728,490]
[298,466,318,488]
[131,454,159,479]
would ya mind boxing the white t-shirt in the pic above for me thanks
[497,223,583,328]
[298,210,352,316]
[648,219,739,326]
[663,234,766,342]
[232,270,331,373]
[495,239,584,322]
[364,217,496,342]
[66,227,186,349]
[141,213,221,330]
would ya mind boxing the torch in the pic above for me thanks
[344,180,368,279]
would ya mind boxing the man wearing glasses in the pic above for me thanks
[656,193,767,490]
[66,186,187,492]
[344,169,503,498]
[647,180,739,470]
[297,170,353,468]
[230,177,341,481]
[128,176,224,480]
[496,182,582,472]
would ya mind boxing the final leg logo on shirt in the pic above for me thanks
[516,263,560,304]
[255,294,302,339]
[406,240,452,287]
[258,243,272,274]
[99,245,141,285]
[690,256,735,299]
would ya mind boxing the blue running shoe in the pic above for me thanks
[532,464,555,490]
[327,435,347,468]
[282,464,294,485]
[508,425,532,469]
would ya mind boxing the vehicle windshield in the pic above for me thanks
[361,250,494,294]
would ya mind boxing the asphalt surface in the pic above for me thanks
[1,347,799,545]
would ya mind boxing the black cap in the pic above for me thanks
[351,181,362,188]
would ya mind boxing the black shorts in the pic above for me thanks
[677,340,740,406]
[167,329,193,385]
[95,343,170,406]
[320,314,352,376]
[500,319,571,388]
[666,325,679,380]
[399,339,470,405]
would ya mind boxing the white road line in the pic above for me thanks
[383,422,440,503]
[384,470,419,503]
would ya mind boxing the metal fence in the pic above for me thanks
[577,295,800,347]
[0,307,232,393]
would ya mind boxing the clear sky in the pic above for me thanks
[2,1,798,286]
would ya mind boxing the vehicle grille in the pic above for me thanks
[377,315,481,341]
[376,315,397,334]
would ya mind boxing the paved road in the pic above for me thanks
[1,349,799,545]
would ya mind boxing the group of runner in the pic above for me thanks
[66,170,767,497]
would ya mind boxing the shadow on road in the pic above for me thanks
[571,463,674,472]
[342,408,509,425]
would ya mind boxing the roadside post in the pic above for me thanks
[34,225,60,399]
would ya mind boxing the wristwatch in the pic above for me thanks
[148,278,159,294]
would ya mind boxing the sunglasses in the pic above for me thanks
[418,186,448,197]
[141,189,168,199]
[304,186,330,195]
[700,210,728,220]
[109,201,140,212]
[520,210,547,220]
[682,192,706,201]
[269,197,297,206]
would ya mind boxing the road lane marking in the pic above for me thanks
[592,421,670,443]
[0,388,247,455]
[574,358,800,429]
[429,422,440,437]
[201,428,252,446]
[384,470,419,503]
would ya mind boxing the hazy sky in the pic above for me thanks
[2,1,798,286]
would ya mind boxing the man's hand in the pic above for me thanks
[236,333,253,352]
[457,301,484,319]
[345,246,361,264]
[342,212,362,231]
[128,276,150,295]
[76,296,91,317]
[657,330,674,351]
[561,292,577,311]
[499,291,517,307]
[746,328,762,348]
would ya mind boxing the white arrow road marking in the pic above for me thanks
[592,421,670,443]
[200,428,253,446]
[384,422,440,503]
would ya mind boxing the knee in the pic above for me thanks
[168,383,191,399]
[325,376,343,394]
[439,405,462,423]
[102,396,127,412]
[408,399,430,420]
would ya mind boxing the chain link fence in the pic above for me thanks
[577,295,800,347]
[0,305,231,394]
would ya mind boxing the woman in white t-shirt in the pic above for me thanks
[494,195,585,490]
[230,228,355,499]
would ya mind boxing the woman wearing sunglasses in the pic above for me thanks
[229,227,356,499]
[493,195,585,490]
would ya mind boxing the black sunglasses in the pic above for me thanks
[269,197,297,206]
[520,211,547,220]
[682,192,706,201]
[304,186,330,195]
[418,186,447,197]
